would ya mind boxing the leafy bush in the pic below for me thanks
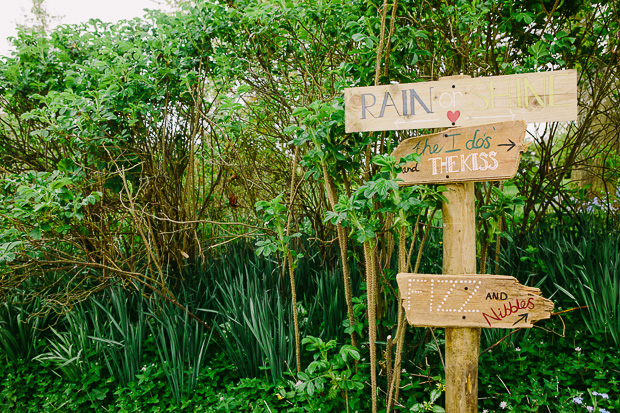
[295,336,364,412]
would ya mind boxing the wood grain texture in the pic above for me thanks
[396,273,554,328]
[391,121,527,185]
[442,182,477,275]
[344,69,577,132]
[441,181,479,413]
[445,328,480,413]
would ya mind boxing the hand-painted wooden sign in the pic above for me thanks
[396,273,554,329]
[344,69,577,133]
[391,121,527,185]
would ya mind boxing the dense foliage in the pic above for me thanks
[1,223,619,411]
[0,0,619,411]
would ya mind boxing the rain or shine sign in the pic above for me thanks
[344,70,577,132]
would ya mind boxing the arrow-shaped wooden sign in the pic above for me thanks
[396,273,554,329]
[391,121,528,185]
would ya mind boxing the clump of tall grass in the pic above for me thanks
[0,296,52,363]
[500,222,620,349]
[32,280,216,404]
[89,287,147,387]
[34,305,103,381]
[210,259,295,382]
[147,279,216,405]
[546,232,620,347]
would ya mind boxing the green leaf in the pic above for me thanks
[29,227,42,240]
[237,85,251,94]
[339,345,360,362]
[284,125,300,134]
[500,231,514,243]
[372,155,395,168]
[324,210,347,225]
[355,226,375,244]
[292,107,310,117]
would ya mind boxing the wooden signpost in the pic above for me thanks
[391,121,528,185]
[395,274,554,328]
[344,70,577,413]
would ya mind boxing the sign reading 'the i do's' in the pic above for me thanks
[344,70,577,133]
[391,121,528,185]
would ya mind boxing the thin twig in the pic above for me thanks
[496,374,511,396]
[429,328,445,371]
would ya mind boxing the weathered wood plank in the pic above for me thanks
[396,273,554,328]
[391,121,527,185]
[441,181,479,413]
[344,69,577,132]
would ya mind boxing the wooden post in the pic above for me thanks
[443,181,479,413]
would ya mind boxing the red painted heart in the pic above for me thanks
[447,110,460,123]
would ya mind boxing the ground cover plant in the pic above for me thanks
[1,0,619,411]
[1,217,619,411]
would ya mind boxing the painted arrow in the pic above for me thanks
[513,313,529,326]
[394,118,440,126]
[497,139,517,152]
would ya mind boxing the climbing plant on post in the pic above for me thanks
[255,194,304,373]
